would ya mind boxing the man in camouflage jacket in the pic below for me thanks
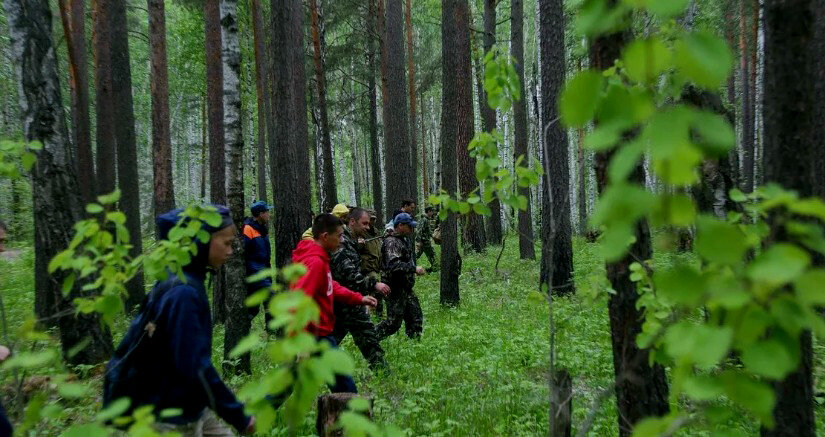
[415,206,439,272]
[376,213,427,340]
[330,208,390,369]
[359,212,385,317]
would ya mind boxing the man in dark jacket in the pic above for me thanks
[104,206,255,436]
[330,208,390,369]
[376,213,427,340]
[243,201,273,327]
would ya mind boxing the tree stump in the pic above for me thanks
[316,393,373,437]
[550,369,572,437]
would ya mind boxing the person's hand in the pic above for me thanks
[0,345,9,361]
[243,416,256,435]
[361,296,378,308]
[415,266,426,276]
[357,238,366,245]
[374,282,390,296]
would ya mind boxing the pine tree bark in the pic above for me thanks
[439,0,466,306]
[590,13,670,435]
[57,0,94,206]
[271,0,310,267]
[367,0,384,223]
[512,0,534,259]
[205,0,227,322]
[420,88,429,199]
[220,0,250,375]
[739,0,755,193]
[290,0,313,228]
[251,0,269,203]
[5,0,114,364]
[539,0,573,296]
[93,0,116,198]
[481,0,503,246]
[382,0,413,220]
[760,1,818,434]
[310,0,337,212]
[110,0,145,311]
[405,0,419,202]
[148,0,175,216]
[577,128,588,232]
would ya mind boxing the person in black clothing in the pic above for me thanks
[243,201,273,328]
[0,344,11,437]
[104,206,255,436]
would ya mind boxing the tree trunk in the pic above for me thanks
[316,394,373,437]
[760,1,818,434]
[590,19,669,436]
[420,88,429,199]
[368,0,383,223]
[310,0,338,212]
[290,0,313,228]
[219,0,249,376]
[439,0,472,306]
[200,96,207,200]
[148,0,175,217]
[382,0,413,220]
[5,0,114,364]
[57,0,94,206]
[539,0,573,296]
[110,0,145,311]
[512,0,535,260]
[405,0,419,203]
[577,128,588,232]
[205,0,226,322]
[550,369,572,437]
[93,0,116,198]
[740,0,755,193]
[271,0,310,267]
[251,0,269,203]
[480,0,503,246]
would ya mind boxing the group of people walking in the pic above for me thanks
[102,198,440,436]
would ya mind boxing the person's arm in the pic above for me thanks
[331,279,365,306]
[162,289,251,432]
[331,248,377,294]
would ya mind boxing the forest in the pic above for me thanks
[0,0,824,435]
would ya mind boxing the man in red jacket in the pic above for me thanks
[291,213,377,393]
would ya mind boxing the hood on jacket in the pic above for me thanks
[292,239,329,266]
[156,205,234,275]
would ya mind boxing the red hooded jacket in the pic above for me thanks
[290,239,364,336]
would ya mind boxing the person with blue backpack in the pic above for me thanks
[103,206,255,436]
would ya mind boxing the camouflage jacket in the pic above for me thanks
[359,229,382,281]
[331,226,377,295]
[416,215,433,245]
[381,231,416,288]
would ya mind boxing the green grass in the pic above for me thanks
[1,237,824,435]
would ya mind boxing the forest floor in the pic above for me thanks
[0,236,823,436]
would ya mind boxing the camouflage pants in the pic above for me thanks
[376,286,423,340]
[416,244,439,271]
[153,409,235,436]
[332,304,387,369]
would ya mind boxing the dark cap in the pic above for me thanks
[393,212,418,228]
[250,200,272,216]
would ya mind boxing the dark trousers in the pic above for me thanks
[331,305,386,369]
[248,287,274,331]
[416,244,438,270]
[376,286,423,340]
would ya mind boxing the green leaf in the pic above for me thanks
[347,397,371,413]
[230,334,263,358]
[159,408,184,419]
[473,203,492,216]
[58,383,90,399]
[608,141,644,183]
[96,189,122,205]
[645,0,691,19]
[788,197,825,221]
[96,398,131,422]
[746,243,810,287]
[560,70,603,127]
[2,349,56,369]
[794,269,825,306]
[21,151,37,170]
[694,215,747,265]
[742,339,798,379]
[683,375,723,401]
[720,371,775,426]
[60,424,109,437]
[622,38,672,84]
[729,188,747,203]
[653,264,705,306]
[675,32,733,89]
[664,322,732,369]
[85,203,104,214]
[692,111,735,156]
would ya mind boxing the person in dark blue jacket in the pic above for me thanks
[243,201,273,327]
[104,206,255,436]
